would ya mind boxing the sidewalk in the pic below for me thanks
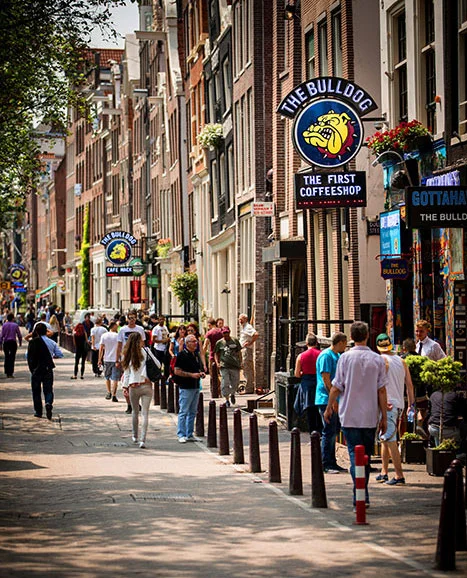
[0,348,465,577]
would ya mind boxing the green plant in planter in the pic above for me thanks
[433,438,459,451]
[366,120,432,158]
[170,272,198,308]
[198,123,223,150]
[401,432,423,441]
[420,356,462,442]
[156,237,171,258]
[404,355,429,399]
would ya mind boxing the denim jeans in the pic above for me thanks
[342,427,376,505]
[177,388,200,438]
[318,405,340,469]
[31,368,54,416]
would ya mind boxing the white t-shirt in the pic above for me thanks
[117,325,146,347]
[152,324,169,352]
[90,326,107,350]
[382,354,406,409]
[239,322,257,348]
[100,331,119,362]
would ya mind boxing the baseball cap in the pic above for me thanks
[222,326,231,333]
[376,333,393,353]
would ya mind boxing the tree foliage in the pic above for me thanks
[0,0,133,226]
[170,272,198,308]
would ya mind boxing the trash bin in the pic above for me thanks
[275,372,308,431]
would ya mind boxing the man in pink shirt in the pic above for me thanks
[202,318,223,398]
[294,333,321,433]
[0,313,22,378]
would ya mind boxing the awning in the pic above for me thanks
[35,282,57,298]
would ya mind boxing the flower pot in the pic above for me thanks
[426,448,456,476]
[401,439,427,464]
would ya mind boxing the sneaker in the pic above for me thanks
[385,477,406,486]
[125,406,132,414]
[80,375,84,379]
[178,437,187,444]
[70,376,77,380]
[132,436,138,444]
[334,464,347,472]
[230,394,236,405]
[324,468,340,474]
[111,396,118,402]
[45,404,52,421]
[375,473,389,483]
[139,441,146,449]
[34,413,42,418]
[186,435,200,442]
[105,392,112,400]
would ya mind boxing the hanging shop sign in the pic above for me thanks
[146,275,159,288]
[106,266,134,277]
[278,77,377,169]
[380,210,401,257]
[100,231,137,266]
[130,280,142,304]
[9,264,26,282]
[454,282,467,370]
[295,171,366,208]
[406,186,467,228]
[129,257,145,276]
[380,258,410,280]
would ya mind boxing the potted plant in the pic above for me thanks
[420,356,463,476]
[401,432,427,464]
[170,271,198,309]
[156,238,171,259]
[197,123,223,150]
[366,120,432,159]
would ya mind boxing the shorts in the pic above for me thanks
[104,361,122,382]
[379,407,401,442]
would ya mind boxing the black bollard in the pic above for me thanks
[451,460,467,551]
[233,409,244,464]
[160,379,167,410]
[249,413,262,473]
[153,380,160,406]
[219,403,230,456]
[434,467,457,571]
[175,385,180,414]
[310,431,327,508]
[289,428,303,496]
[210,360,220,398]
[268,420,281,483]
[195,392,204,437]
[207,400,217,448]
[167,379,175,413]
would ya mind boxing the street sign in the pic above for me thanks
[380,258,410,280]
[252,202,274,216]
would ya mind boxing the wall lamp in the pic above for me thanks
[51,248,68,255]
[371,150,413,186]
[285,1,300,20]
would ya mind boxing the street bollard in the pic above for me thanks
[249,413,262,473]
[310,431,327,508]
[195,392,204,437]
[207,400,217,448]
[434,467,457,571]
[210,360,220,398]
[268,420,281,483]
[167,379,175,413]
[450,459,467,551]
[153,380,160,406]
[233,409,244,464]
[160,379,167,410]
[289,428,303,496]
[219,403,230,455]
[175,385,180,414]
[354,444,368,525]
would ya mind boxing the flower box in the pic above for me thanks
[401,439,427,464]
[426,448,456,476]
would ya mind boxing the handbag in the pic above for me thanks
[144,346,162,382]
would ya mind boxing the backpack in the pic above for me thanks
[144,346,162,382]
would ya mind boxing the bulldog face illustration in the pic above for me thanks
[302,110,356,158]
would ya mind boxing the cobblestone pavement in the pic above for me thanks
[0,347,465,577]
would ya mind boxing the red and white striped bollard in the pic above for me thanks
[354,444,369,525]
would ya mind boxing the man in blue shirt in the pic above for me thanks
[315,332,347,473]
[27,322,63,420]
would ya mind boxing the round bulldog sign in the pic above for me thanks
[293,99,363,168]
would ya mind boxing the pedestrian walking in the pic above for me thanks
[294,333,322,434]
[90,317,107,376]
[98,320,121,402]
[27,322,63,420]
[174,334,206,443]
[238,313,258,394]
[71,322,89,379]
[375,333,415,486]
[151,315,170,378]
[48,314,60,343]
[121,332,152,449]
[324,321,388,510]
[214,326,242,407]
[0,312,22,378]
[203,318,223,398]
[315,332,348,473]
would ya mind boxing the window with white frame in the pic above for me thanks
[305,28,315,79]
[233,0,252,76]
[227,144,234,210]
[211,159,219,220]
[421,0,436,132]
[458,0,467,134]
[222,57,232,112]
[393,10,408,122]
[318,19,328,76]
